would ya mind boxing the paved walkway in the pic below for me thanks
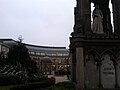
[48,75,70,84]
[35,75,70,90]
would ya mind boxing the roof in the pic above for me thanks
[0,42,10,48]
[26,44,69,54]
[24,43,66,49]
[41,56,52,63]
[0,38,69,56]
[0,39,18,46]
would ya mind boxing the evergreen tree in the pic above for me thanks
[6,42,37,74]
[0,52,6,66]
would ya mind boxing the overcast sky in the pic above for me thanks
[0,0,76,48]
[0,0,113,48]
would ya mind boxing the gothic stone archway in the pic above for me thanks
[70,0,120,89]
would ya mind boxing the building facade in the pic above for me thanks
[0,42,9,58]
[25,43,70,74]
[0,39,70,74]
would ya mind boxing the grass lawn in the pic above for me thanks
[49,81,76,90]
[0,86,12,90]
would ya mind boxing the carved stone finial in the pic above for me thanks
[74,24,83,34]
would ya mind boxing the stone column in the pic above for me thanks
[114,62,119,88]
[98,61,103,88]
[111,0,120,35]
[117,60,120,87]
[71,51,76,82]
[76,47,84,90]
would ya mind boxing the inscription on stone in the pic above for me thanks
[103,68,114,75]
[101,54,115,88]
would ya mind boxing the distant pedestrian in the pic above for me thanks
[67,67,70,80]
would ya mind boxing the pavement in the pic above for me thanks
[54,75,70,83]
[35,75,70,90]
[48,75,70,83]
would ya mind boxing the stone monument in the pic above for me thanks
[70,0,120,89]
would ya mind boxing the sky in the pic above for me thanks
[0,0,76,48]
[0,0,113,48]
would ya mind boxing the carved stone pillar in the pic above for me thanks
[114,61,119,88]
[70,50,76,82]
[97,61,103,88]
[83,0,91,34]
[111,0,117,34]
[76,47,84,89]
[111,0,120,35]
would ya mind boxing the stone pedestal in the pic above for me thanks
[70,36,120,89]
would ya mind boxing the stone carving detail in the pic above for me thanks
[70,0,120,89]
[101,54,115,88]
[74,24,83,34]
[92,5,104,34]
[74,7,83,34]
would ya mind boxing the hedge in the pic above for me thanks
[10,78,55,90]
[0,74,22,86]
[0,73,49,86]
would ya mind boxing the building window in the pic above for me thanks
[31,52,35,55]
[40,52,45,56]
[52,53,57,56]
[57,53,63,56]
[36,52,40,55]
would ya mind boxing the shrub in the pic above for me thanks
[6,43,38,74]
[0,74,22,86]
[27,75,47,83]
[55,69,68,75]
[10,78,55,90]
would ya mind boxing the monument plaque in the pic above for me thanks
[85,55,99,88]
[101,54,115,88]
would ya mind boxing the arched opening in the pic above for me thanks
[90,0,113,34]
[91,2,95,30]
[85,50,100,88]
[91,2,104,34]
[109,0,114,32]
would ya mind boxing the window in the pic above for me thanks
[31,52,35,55]
[40,52,45,56]
[36,52,40,55]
